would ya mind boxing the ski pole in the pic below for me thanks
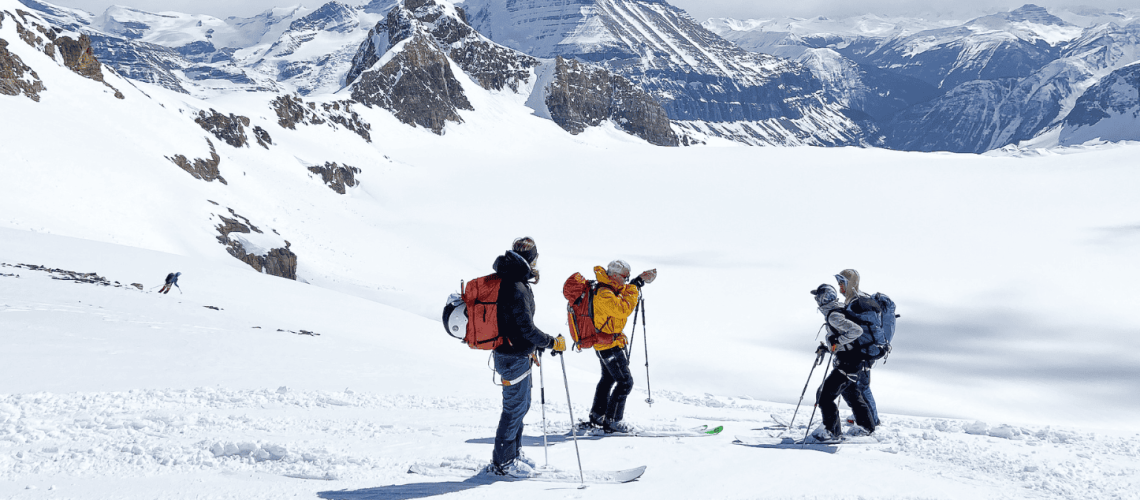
[625,295,641,359]
[538,352,550,470]
[640,295,653,406]
[801,351,833,448]
[556,351,586,488]
[786,347,827,435]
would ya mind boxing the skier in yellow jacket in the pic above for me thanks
[585,260,653,433]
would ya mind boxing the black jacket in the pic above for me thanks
[493,251,555,356]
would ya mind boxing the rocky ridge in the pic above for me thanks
[271,94,372,143]
[307,162,361,194]
[167,140,225,184]
[214,209,298,280]
[545,56,677,146]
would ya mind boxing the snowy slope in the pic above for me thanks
[3,1,1140,496]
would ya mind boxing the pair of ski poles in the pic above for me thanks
[785,345,833,448]
[533,289,655,488]
[536,349,587,488]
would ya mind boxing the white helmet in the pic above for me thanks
[606,259,631,279]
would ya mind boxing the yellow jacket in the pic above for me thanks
[591,266,640,351]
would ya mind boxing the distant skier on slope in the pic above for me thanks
[159,272,181,294]
[579,260,653,434]
[809,283,877,442]
[485,237,566,477]
[836,269,882,427]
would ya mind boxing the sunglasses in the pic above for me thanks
[834,274,848,287]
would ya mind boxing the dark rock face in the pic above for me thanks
[167,139,226,184]
[252,126,272,148]
[397,0,537,92]
[214,209,297,280]
[308,161,361,194]
[1064,64,1140,127]
[0,39,45,101]
[345,20,389,86]
[271,94,372,142]
[879,79,1018,153]
[2,11,123,100]
[351,29,472,134]
[1060,64,1140,145]
[546,57,678,147]
[195,109,250,148]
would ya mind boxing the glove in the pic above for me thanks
[553,335,566,353]
[637,269,657,284]
[815,343,828,355]
[631,276,645,288]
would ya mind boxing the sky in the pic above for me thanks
[40,0,1140,22]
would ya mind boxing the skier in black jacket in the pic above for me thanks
[487,237,566,477]
[810,283,877,442]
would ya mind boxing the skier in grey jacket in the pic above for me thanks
[810,283,877,441]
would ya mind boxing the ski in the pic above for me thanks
[408,462,646,484]
[769,413,790,428]
[734,434,879,447]
[569,424,723,438]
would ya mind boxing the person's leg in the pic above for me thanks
[841,372,875,433]
[818,369,849,437]
[602,349,634,422]
[858,368,879,426]
[590,350,617,423]
[492,353,532,466]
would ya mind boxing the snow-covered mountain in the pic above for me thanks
[706,4,1140,151]
[460,0,865,146]
[1059,61,1140,145]
[4,0,1140,497]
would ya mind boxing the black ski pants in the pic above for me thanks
[590,347,633,423]
[818,362,876,436]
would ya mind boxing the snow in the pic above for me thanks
[2,0,1140,497]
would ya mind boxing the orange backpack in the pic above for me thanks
[563,272,616,350]
[461,275,507,350]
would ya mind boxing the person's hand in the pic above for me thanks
[638,269,657,284]
[815,343,828,355]
[631,276,645,288]
[553,335,567,353]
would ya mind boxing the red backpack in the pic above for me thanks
[461,275,507,350]
[563,273,616,350]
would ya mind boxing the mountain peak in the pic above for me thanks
[1005,4,1069,26]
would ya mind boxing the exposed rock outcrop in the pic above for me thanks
[214,209,297,280]
[396,0,537,92]
[350,28,471,134]
[271,94,371,142]
[307,162,360,194]
[167,139,225,184]
[4,9,124,99]
[195,109,250,148]
[546,57,678,147]
[0,39,45,101]
[251,126,272,148]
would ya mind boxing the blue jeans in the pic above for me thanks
[857,367,880,426]
[492,352,532,466]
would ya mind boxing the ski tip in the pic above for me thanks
[706,425,724,435]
